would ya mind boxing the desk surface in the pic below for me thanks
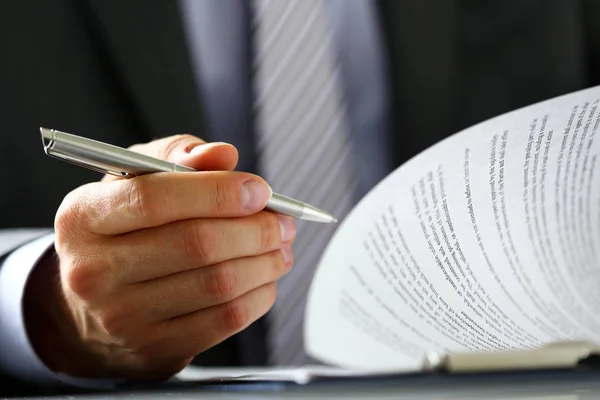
[21,369,600,400]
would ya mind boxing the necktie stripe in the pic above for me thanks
[262,56,334,145]
[255,35,330,121]
[262,43,336,145]
[260,85,338,164]
[269,103,342,187]
[252,0,358,365]
[258,7,322,95]
[292,139,353,202]
[252,1,301,59]
[257,35,331,135]
[271,192,357,364]
[260,66,340,162]
[271,112,343,193]
[270,162,358,335]
[277,185,356,288]
[271,184,356,344]
[272,189,355,316]
[257,16,328,110]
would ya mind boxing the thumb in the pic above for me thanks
[102,134,239,182]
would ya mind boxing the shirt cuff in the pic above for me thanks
[0,233,122,389]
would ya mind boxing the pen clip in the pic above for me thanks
[47,149,132,178]
[42,133,132,178]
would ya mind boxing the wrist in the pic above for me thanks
[22,248,108,378]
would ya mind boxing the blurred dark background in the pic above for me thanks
[1,0,599,229]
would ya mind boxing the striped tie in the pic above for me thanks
[251,0,358,365]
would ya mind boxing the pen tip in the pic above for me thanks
[300,204,339,224]
[332,217,338,223]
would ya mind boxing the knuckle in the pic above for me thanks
[160,359,190,376]
[125,179,151,219]
[63,257,105,300]
[220,300,249,332]
[134,351,189,380]
[53,229,71,259]
[203,265,237,302]
[134,346,163,368]
[271,249,288,276]
[126,143,145,153]
[54,188,90,238]
[265,282,277,309]
[257,214,280,251]
[124,179,166,223]
[166,359,191,376]
[183,221,219,264]
[158,134,196,160]
[97,307,130,337]
[54,194,76,233]
[210,178,233,214]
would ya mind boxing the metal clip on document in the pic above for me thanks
[421,340,600,373]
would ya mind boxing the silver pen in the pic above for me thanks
[39,128,337,223]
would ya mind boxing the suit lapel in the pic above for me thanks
[375,0,460,165]
[85,0,208,141]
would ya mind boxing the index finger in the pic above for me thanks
[102,134,239,183]
[68,171,273,235]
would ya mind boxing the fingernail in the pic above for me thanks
[281,245,293,263]
[241,181,272,212]
[278,215,296,242]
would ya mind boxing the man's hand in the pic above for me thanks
[24,135,295,381]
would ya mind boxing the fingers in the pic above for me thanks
[132,135,239,172]
[51,133,289,380]
[155,283,277,360]
[60,170,274,236]
[102,134,239,183]
[110,283,277,376]
[108,211,295,284]
[177,142,239,172]
[118,247,292,323]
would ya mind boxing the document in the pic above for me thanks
[176,365,379,384]
[305,85,600,372]
[174,86,600,384]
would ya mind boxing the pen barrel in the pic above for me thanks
[46,130,195,176]
[41,128,333,222]
[266,193,305,219]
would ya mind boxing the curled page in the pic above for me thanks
[305,86,600,371]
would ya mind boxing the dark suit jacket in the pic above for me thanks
[1,0,599,396]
